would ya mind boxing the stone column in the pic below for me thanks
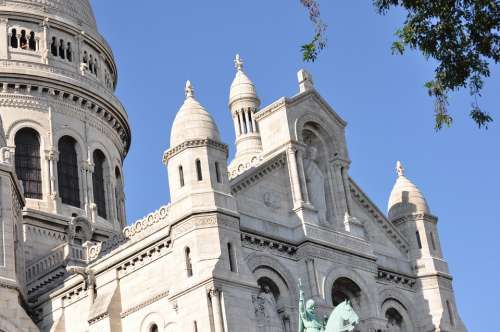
[209,288,224,332]
[251,109,257,133]
[232,114,241,136]
[237,111,245,135]
[45,149,59,212]
[0,18,8,59]
[287,146,303,207]
[41,18,49,64]
[296,148,310,204]
[340,165,354,216]
[305,258,319,299]
[244,109,252,133]
[329,160,348,225]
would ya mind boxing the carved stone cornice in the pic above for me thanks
[241,232,297,257]
[377,268,416,290]
[254,97,286,121]
[163,139,228,164]
[122,204,170,240]
[391,213,438,226]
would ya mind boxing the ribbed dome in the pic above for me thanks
[229,54,259,106]
[170,81,221,148]
[388,161,430,221]
[3,0,97,30]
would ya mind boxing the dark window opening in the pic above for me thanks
[92,150,107,219]
[10,29,18,48]
[29,31,36,51]
[20,30,27,49]
[416,231,423,249]
[57,136,80,207]
[179,165,185,187]
[58,39,65,59]
[196,159,203,181]
[215,162,221,183]
[430,231,437,251]
[185,247,193,277]
[228,243,236,272]
[150,324,158,332]
[66,42,72,62]
[51,37,57,56]
[83,51,88,64]
[15,128,42,199]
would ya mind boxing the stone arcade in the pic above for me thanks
[0,1,467,331]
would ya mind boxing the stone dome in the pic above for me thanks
[170,81,221,148]
[3,0,97,30]
[229,55,259,106]
[387,161,430,221]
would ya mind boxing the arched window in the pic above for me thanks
[92,150,107,219]
[94,59,98,75]
[331,277,361,307]
[89,55,94,72]
[50,37,57,56]
[57,136,80,207]
[10,28,18,48]
[178,165,185,187]
[15,128,42,199]
[28,31,36,51]
[386,308,404,330]
[415,231,422,249]
[20,30,27,49]
[115,167,125,227]
[66,42,72,62]
[195,159,203,181]
[83,51,88,64]
[228,242,236,272]
[185,247,193,277]
[215,162,221,183]
[150,324,158,332]
[58,39,65,59]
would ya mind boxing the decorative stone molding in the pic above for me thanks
[377,269,416,289]
[123,204,170,240]
[120,290,169,318]
[163,139,228,164]
[241,232,297,257]
[116,238,171,278]
[228,153,263,179]
[88,312,108,325]
[230,152,286,194]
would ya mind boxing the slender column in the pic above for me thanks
[251,109,257,133]
[341,165,353,216]
[243,109,251,134]
[305,258,319,298]
[41,18,49,64]
[296,149,310,204]
[209,288,224,332]
[232,114,241,136]
[287,146,303,207]
[237,111,245,135]
[0,18,8,59]
[246,109,253,133]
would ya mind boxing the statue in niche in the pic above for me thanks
[304,145,327,223]
[254,284,284,332]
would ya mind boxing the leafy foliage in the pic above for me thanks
[301,0,500,129]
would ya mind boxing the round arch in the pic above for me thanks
[54,128,87,161]
[379,287,416,332]
[140,312,165,332]
[323,266,377,318]
[6,119,46,149]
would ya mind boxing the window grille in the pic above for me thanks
[57,136,80,207]
[15,128,42,199]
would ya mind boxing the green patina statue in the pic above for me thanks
[298,279,359,332]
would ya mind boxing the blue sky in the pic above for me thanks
[92,1,498,330]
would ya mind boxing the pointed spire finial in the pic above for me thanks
[396,160,405,177]
[234,54,244,71]
[185,80,194,98]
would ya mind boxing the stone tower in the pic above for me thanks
[388,161,466,331]
[0,0,131,299]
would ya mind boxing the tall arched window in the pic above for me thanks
[115,167,125,226]
[58,39,65,59]
[92,150,107,219]
[57,136,80,207]
[195,159,203,181]
[20,30,27,49]
[150,324,158,332]
[185,247,193,277]
[15,128,42,199]
[28,31,36,51]
[179,165,185,187]
[50,37,57,56]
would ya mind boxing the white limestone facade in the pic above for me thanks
[0,1,467,332]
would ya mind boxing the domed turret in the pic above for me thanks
[229,55,260,107]
[388,161,430,221]
[170,81,221,148]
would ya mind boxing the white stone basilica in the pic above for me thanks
[0,1,467,332]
